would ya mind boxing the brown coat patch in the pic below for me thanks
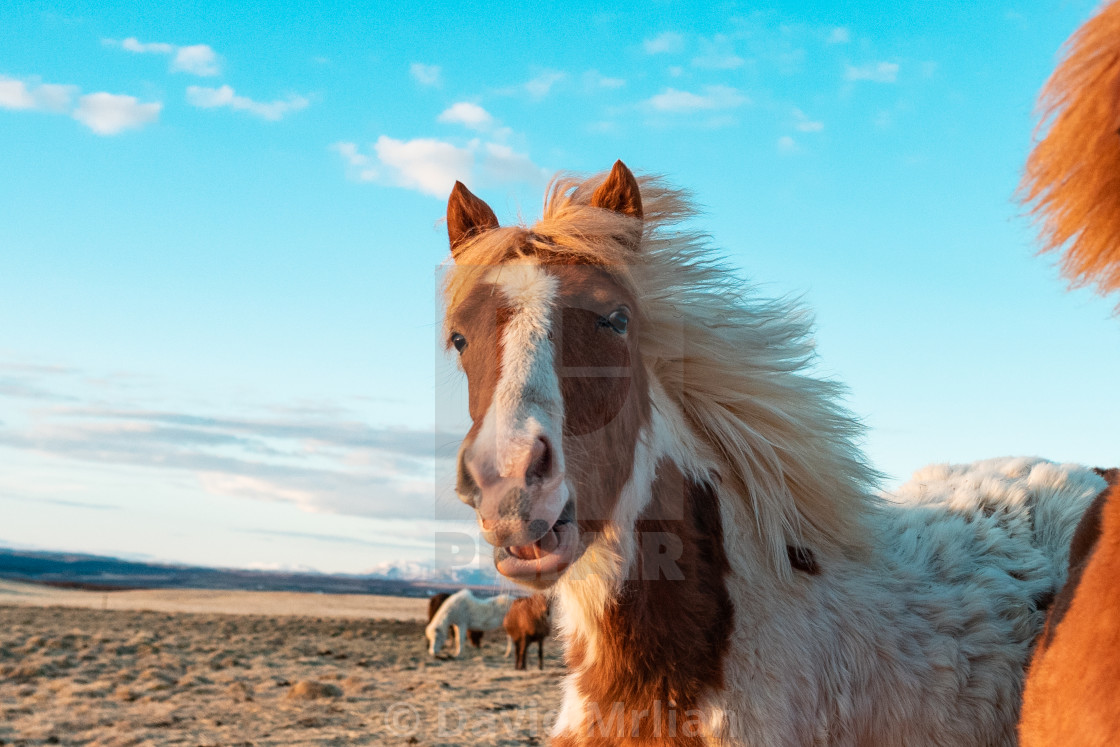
[555,462,733,746]
[1035,468,1120,647]
[1020,478,1120,745]
[550,264,650,530]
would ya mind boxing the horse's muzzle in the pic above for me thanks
[457,434,569,549]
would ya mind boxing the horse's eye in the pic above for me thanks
[603,309,629,335]
[451,332,468,353]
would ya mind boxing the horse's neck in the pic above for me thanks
[556,454,735,740]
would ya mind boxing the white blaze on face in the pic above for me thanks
[475,261,566,484]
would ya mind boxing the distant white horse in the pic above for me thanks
[425,589,512,657]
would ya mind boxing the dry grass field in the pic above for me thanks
[0,583,564,746]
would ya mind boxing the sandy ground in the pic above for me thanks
[0,583,565,746]
[0,581,430,621]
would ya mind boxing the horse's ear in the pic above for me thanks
[447,181,499,258]
[591,160,643,221]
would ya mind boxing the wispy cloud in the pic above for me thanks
[104,37,221,76]
[334,101,546,196]
[478,142,548,185]
[844,61,900,83]
[2,493,120,511]
[410,62,442,87]
[0,404,456,520]
[692,34,744,70]
[644,85,748,113]
[0,76,77,112]
[582,70,626,90]
[118,38,174,54]
[72,92,161,135]
[332,134,546,197]
[1,74,160,135]
[331,142,378,181]
[777,135,799,154]
[827,27,851,44]
[367,136,473,196]
[171,44,221,76]
[523,70,566,99]
[437,102,494,131]
[792,107,823,132]
[0,357,461,521]
[643,31,685,55]
[186,84,309,120]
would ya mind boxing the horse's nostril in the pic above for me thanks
[456,450,480,507]
[526,436,553,486]
[528,518,550,538]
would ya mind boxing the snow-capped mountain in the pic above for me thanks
[362,558,500,585]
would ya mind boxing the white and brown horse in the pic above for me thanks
[425,588,511,658]
[428,592,486,648]
[441,161,1104,745]
[1017,1,1120,743]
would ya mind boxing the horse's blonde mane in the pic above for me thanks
[1022,0,1120,296]
[445,171,879,571]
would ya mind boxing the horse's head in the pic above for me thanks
[443,161,651,589]
[425,620,446,656]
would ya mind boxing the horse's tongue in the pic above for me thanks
[537,527,559,554]
[508,527,559,560]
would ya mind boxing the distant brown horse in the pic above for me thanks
[502,594,551,670]
[427,592,484,648]
[1018,2,1120,744]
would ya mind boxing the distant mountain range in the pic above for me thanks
[363,558,499,586]
[0,547,502,598]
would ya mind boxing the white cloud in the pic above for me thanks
[72,92,161,135]
[524,70,566,99]
[480,143,548,185]
[793,107,823,132]
[0,395,453,522]
[374,136,473,196]
[171,44,221,76]
[845,61,899,83]
[118,37,174,54]
[335,99,545,196]
[644,31,685,54]
[410,62,442,87]
[692,35,744,70]
[777,135,799,153]
[1,74,158,135]
[105,37,221,76]
[186,84,309,120]
[332,136,546,197]
[583,70,626,90]
[0,77,35,109]
[828,27,851,44]
[645,85,747,112]
[437,102,493,131]
[0,76,77,112]
[331,142,378,182]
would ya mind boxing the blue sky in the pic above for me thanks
[1,0,1117,574]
